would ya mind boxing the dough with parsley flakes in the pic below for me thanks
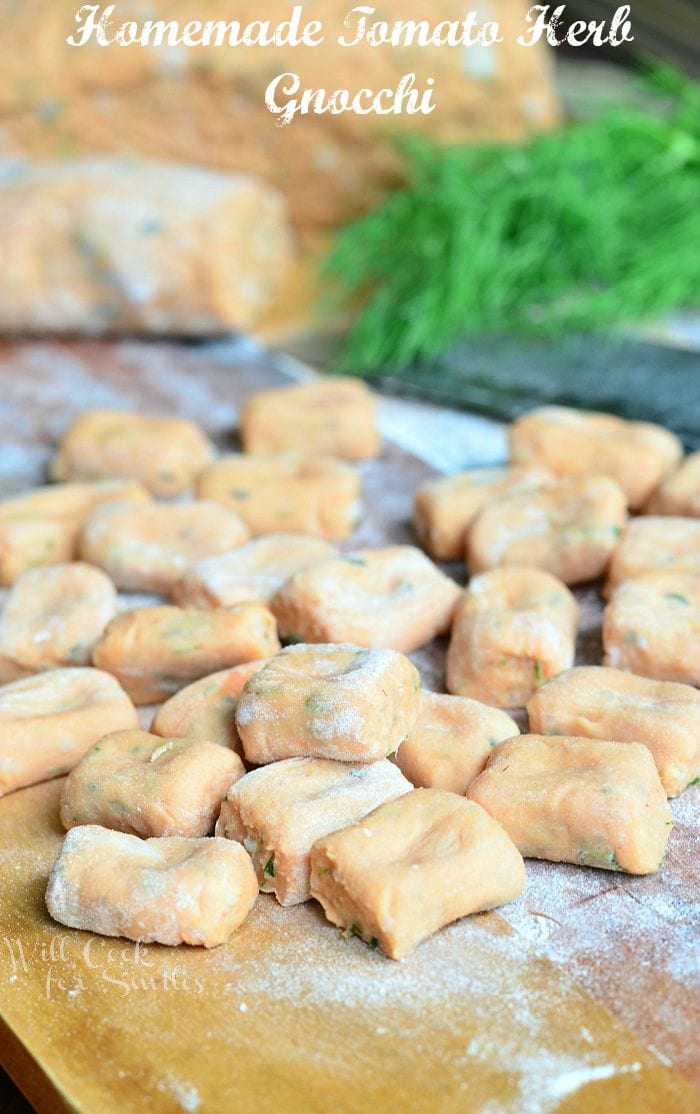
[60,729,244,837]
[235,643,420,765]
[271,546,460,653]
[151,660,267,755]
[310,788,525,960]
[413,465,551,561]
[46,825,258,948]
[240,377,379,460]
[92,603,280,705]
[606,516,700,595]
[527,666,700,797]
[509,406,682,510]
[468,476,627,585]
[646,451,700,518]
[52,409,214,497]
[446,568,578,708]
[603,572,700,687]
[216,757,411,906]
[0,668,138,798]
[0,479,150,586]
[80,499,249,594]
[394,691,519,795]
[0,562,118,684]
[197,452,360,540]
[468,734,672,875]
[173,534,335,608]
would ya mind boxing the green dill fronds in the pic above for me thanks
[323,66,700,374]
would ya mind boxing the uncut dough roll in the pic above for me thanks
[0,158,292,334]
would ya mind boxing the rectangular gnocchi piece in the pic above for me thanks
[606,517,700,595]
[446,568,578,707]
[216,757,411,905]
[92,603,280,704]
[646,451,700,517]
[0,668,138,797]
[527,666,700,797]
[468,734,673,874]
[603,573,700,687]
[509,406,682,510]
[413,465,551,560]
[310,789,525,960]
[240,378,379,460]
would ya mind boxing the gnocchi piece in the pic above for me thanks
[271,546,460,653]
[603,573,700,687]
[509,406,682,510]
[395,691,519,795]
[413,466,551,560]
[468,477,627,585]
[80,499,249,594]
[235,643,420,764]
[446,568,578,708]
[51,410,214,497]
[0,480,150,586]
[216,757,411,905]
[646,451,700,517]
[151,660,267,754]
[310,789,525,960]
[197,452,360,540]
[240,377,379,460]
[92,603,280,704]
[0,668,138,798]
[527,666,700,797]
[60,729,244,837]
[173,534,336,608]
[606,516,700,594]
[467,734,672,874]
[0,562,118,684]
[46,825,257,947]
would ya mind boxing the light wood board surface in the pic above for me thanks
[0,339,698,1114]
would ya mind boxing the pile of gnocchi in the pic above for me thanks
[0,377,698,960]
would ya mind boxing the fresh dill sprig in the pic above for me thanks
[323,65,700,373]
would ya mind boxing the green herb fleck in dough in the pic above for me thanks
[665,592,689,605]
[578,839,619,870]
[534,660,544,683]
[343,556,366,566]
[305,695,329,713]
[498,656,510,667]
[228,489,251,500]
[264,855,275,878]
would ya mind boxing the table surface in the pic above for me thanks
[0,338,698,1114]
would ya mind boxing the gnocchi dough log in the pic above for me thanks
[151,660,267,754]
[310,789,525,960]
[528,666,700,797]
[46,826,258,948]
[216,757,412,905]
[52,410,214,498]
[395,691,519,795]
[0,159,293,335]
[0,562,118,683]
[60,730,244,837]
[236,643,420,764]
[241,377,379,460]
[271,546,460,653]
[509,406,682,510]
[0,479,150,585]
[468,734,672,874]
[0,668,138,798]
[92,603,280,704]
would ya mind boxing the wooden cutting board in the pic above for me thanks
[0,339,698,1114]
